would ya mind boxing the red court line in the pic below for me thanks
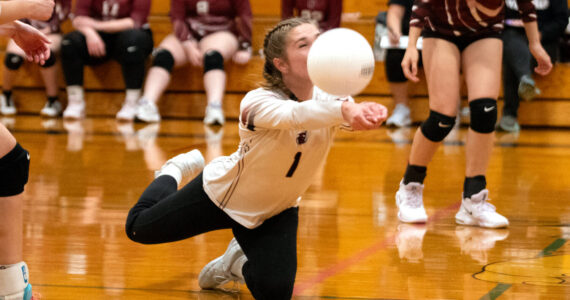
[293,201,462,296]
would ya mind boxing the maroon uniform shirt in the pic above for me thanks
[75,0,151,29]
[25,0,72,33]
[171,0,253,50]
[411,0,537,37]
[281,0,342,32]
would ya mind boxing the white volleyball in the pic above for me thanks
[307,28,375,97]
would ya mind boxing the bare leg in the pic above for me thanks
[390,82,409,106]
[39,34,63,98]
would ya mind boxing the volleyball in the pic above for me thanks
[307,28,375,97]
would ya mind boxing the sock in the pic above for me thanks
[463,175,486,199]
[66,85,84,103]
[3,90,12,101]
[125,89,141,105]
[0,262,29,296]
[47,96,58,104]
[156,164,182,185]
[403,164,427,184]
[230,255,247,279]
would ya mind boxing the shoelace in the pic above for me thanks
[405,186,423,208]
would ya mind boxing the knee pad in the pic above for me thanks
[0,261,29,297]
[420,110,456,142]
[0,143,30,197]
[40,50,56,68]
[203,50,224,74]
[4,53,24,70]
[151,49,174,73]
[469,98,497,133]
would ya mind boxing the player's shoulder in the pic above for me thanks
[242,87,286,106]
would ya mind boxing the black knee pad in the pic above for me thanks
[420,110,456,142]
[203,50,224,73]
[469,98,497,133]
[151,49,174,73]
[0,143,30,196]
[4,53,24,70]
[40,50,57,68]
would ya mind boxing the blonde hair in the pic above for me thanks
[261,17,316,97]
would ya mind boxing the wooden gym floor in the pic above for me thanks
[6,115,570,299]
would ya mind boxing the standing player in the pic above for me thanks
[0,0,72,117]
[134,0,253,125]
[0,1,55,299]
[60,0,153,120]
[281,0,342,32]
[396,0,552,227]
[126,18,387,299]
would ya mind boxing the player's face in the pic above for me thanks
[283,23,320,81]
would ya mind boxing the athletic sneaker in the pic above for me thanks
[63,98,85,119]
[0,94,16,115]
[154,149,205,182]
[498,115,520,133]
[116,100,138,121]
[386,103,411,127]
[135,98,161,123]
[395,180,428,223]
[198,238,246,290]
[455,189,509,228]
[203,105,225,126]
[518,74,541,101]
[40,101,62,117]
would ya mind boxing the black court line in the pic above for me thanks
[479,238,567,300]
[11,128,570,149]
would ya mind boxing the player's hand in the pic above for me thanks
[401,47,420,82]
[183,40,202,67]
[12,21,51,64]
[342,101,388,130]
[85,29,106,57]
[529,42,552,76]
[25,0,55,21]
[232,49,251,65]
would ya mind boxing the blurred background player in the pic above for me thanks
[135,0,253,125]
[0,0,71,118]
[281,0,342,32]
[60,0,153,120]
[0,1,55,299]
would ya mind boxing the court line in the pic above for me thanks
[292,202,461,296]
[478,238,567,300]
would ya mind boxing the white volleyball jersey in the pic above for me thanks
[202,87,348,228]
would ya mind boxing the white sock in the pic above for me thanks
[66,85,84,103]
[0,262,29,296]
[125,89,141,105]
[230,255,247,279]
[157,164,182,185]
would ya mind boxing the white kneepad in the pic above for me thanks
[0,261,30,300]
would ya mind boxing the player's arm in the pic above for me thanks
[0,0,54,24]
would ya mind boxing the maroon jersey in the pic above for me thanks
[24,0,72,33]
[171,0,253,50]
[281,0,342,32]
[411,0,537,37]
[75,0,151,29]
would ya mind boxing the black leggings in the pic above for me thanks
[125,173,298,300]
[61,29,153,89]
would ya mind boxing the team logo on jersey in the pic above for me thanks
[296,131,308,145]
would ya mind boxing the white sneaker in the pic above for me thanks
[455,189,509,228]
[154,149,205,182]
[204,105,225,126]
[40,101,62,117]
[116,100,138,121]
[63,98,85,119]
[198,238,246,290]
[0,94,16,115]
[395,180,428,223]
[135,98,161,123]
[386,104,411,127]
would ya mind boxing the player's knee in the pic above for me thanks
[469,98,497,133]
[0,261,30,298]
[4,53,24,70]
[0,143,30,197]
[39,50,57,68]
[420,110,456,142]
[151,49,175,73]
[203,50,224,74]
